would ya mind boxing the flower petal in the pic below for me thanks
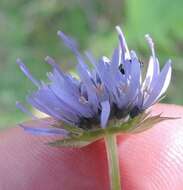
[16,59,41,88]
[16,101,37,119]
[20,125,69,136]
[145,34,160,88]
[143,60,172,108]
[27,86,80,124]
[116,26,131,60]
[100,101,110,128]
[76,64,99,113]
[57,31,78,54]
[112,47,121,68]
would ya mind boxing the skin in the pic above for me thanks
[0,104,183,190]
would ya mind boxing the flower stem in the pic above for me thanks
[105,134,121,190]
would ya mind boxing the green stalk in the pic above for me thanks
[105,134,121,190]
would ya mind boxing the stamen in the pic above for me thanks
[96,84,104,94]
[79,96,88,104]
[119,83,128,93]
[144,87,151,95]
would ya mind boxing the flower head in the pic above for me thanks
[17,26,172,146]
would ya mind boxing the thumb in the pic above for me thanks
[0,104,183,190]
[118,103,183,189]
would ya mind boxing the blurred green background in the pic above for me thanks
[0,0,183,129]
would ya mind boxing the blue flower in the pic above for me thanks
[17,26,172,137]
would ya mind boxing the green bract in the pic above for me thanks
[49,112,173,147]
